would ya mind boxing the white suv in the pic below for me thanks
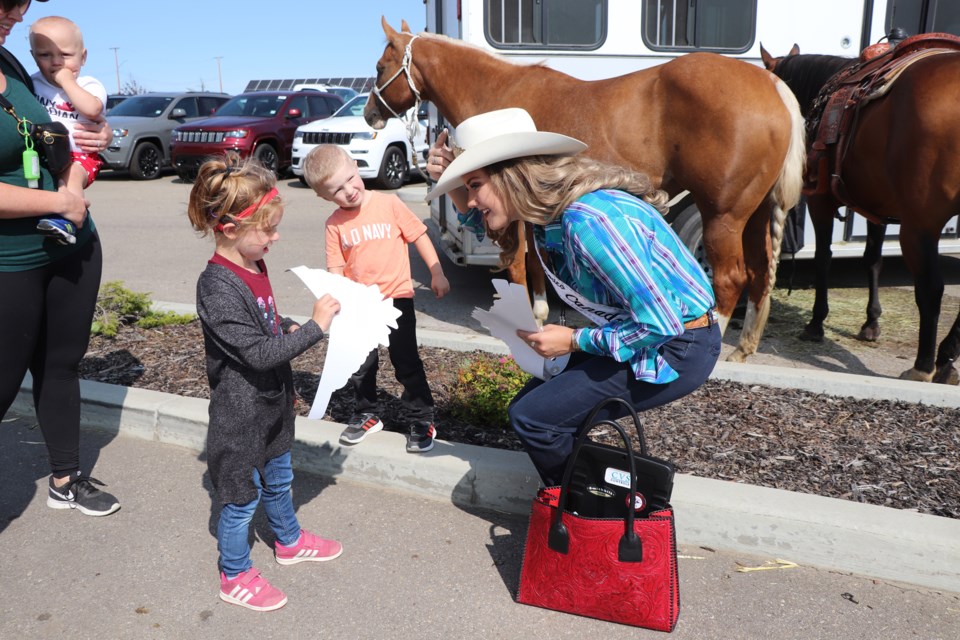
[291,94,428,190]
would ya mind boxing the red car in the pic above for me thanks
[170,90,343,180]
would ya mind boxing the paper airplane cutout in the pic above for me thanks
[289,266,402,419]
[472,279,569,381]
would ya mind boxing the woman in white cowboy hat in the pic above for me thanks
[425,108,721,486]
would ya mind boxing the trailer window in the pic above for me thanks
[887,0,960,36]
[643,0,756,52]
[486,0,606,49]
[935,2,960,35]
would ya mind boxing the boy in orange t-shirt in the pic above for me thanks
[303,145,450,452]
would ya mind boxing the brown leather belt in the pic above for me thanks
[683,308,718,330]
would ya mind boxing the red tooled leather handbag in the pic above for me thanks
[516,401,680,631]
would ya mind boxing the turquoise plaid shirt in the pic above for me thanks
[535,189,716,383]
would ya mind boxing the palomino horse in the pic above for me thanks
[762,40,960,383]
[365,18,805,362]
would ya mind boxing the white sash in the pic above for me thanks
[534,242,631,327]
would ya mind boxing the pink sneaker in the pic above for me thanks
[275,529,343,565]
[219,568,288,611]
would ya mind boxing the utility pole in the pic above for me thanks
[215,57,223,93]
[110,47,120,93]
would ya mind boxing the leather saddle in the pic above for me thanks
[804,33,960,217]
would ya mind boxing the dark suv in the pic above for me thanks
[100,92,230,179]
[170,90,343,180]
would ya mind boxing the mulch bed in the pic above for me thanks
[80,321,959,519]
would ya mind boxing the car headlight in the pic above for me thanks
[112,128,128,138]
[352,132,377,140]
[223,129,249,139]
[294,131,303,141]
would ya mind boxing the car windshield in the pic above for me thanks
[107,96,174,117]
[215,94,287,118]
[332,94,369,118]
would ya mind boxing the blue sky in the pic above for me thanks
[5,1,426,95]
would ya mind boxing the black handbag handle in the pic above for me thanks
[582,396,649,456]
[548,417,644,563]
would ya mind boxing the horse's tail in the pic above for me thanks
[767,77,806,290]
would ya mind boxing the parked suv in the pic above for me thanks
[105,94,127,113]
[100,92,230,180]
[293,83,359,102]
[291,94,428,190]
[170,90,343,180]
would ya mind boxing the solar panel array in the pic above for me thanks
[242,77,375,92]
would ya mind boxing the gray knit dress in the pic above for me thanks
[197,262,324,505]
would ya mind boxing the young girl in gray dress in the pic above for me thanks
[187,157,342,612]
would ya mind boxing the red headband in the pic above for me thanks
[215,187,279,232]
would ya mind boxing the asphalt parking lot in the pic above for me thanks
[87,172,498,336]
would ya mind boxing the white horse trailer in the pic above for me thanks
[422,0,960,268]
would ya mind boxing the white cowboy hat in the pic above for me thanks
[425,108,587,201]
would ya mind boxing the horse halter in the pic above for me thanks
[372,34,428,178]
[372,34,422,121]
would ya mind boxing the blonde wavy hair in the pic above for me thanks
[186,155,280,236]
[481,155,669,268]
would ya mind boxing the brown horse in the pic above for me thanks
[762,41,960,384]
[366,18,805,362]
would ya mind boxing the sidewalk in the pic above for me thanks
[2,414,957,640]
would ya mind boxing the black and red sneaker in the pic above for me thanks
[406,421,437,453]
[339,413,384,445]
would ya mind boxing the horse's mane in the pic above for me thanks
[774,54,857,115]
[415,30,549,69]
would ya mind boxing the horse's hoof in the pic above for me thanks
[798,328,824,343]
[532,299,549,328]
[857,323,880,342]
[898,368,935,382]
[725,349,748,363]
[933,365,960,385]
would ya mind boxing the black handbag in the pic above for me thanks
[0,93,73,176]
[564,397,675,518]
[27,121,72,175]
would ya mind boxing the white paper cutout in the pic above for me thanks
[472,279,569,381]
[289,266,402,420]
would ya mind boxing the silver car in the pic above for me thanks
[101,92,230,180]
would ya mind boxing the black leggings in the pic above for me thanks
[0,235,102,475]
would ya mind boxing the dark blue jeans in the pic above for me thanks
[508,324,721,486]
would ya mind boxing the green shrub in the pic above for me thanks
[92,281,195,337]
[450,353,531,428]
[136,310,196,329]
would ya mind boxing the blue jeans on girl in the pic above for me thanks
[217,451,301,577]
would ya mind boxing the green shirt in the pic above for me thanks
[0,51,96,272]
